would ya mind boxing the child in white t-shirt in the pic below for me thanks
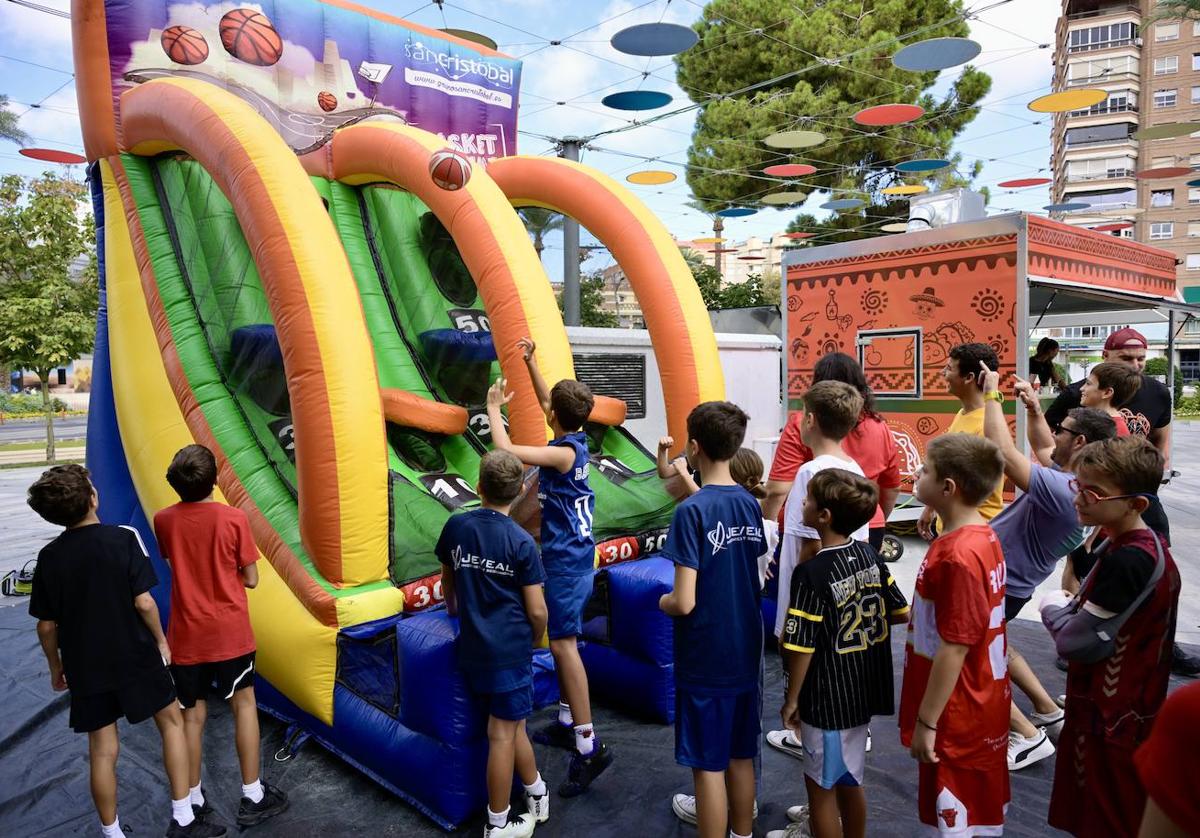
[729,447,779,588]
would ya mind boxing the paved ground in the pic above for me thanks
[0,415,87,444]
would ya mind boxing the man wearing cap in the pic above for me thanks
[1043,326,1198,677]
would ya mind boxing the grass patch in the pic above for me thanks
[0,440,86,453]
[0,458,84,470]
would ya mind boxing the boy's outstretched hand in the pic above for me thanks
[487,378,513,408]
[518,337,536,363]
[657,436,674,452]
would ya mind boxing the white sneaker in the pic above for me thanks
[786,804,810,823]
[765,729,805,761]
[1029,707,1065,741]
[766,822,813,838]
[483,811,535,838]
[1007,729,1055,771]
[670,793,758,826]
[865,727,872,753]
[524,791,549,824]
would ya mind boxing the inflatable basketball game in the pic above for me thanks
[74,0,722,826]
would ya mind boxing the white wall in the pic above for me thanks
[566,327,782,459]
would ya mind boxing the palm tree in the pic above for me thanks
[517,207,565,263]
[686,199,725,279]
[1150,1,1200,21]
[0,96,28,145]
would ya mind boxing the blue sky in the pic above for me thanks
[0,0,1061,280]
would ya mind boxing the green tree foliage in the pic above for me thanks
[1143,356,1184,407]
[0,173,97,462]
[517,206,565,262]
[555,274,618,327]
[1150,1,1200,22]
[675,0,992,240]
[0,95,28,145]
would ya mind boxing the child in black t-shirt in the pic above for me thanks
[438,450,550,838]
[776,469,909,838]
[26,465,221,838]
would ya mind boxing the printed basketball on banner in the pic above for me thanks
[317,91,337,112]
[429,149,473,191]
[160,25,208,65]
[219,8,283,66]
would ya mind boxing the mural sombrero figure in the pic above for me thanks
[73,0,721,826]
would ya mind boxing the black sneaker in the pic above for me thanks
[531,721,575,750]
[1171,645,1200,677]
[165,817,227,837]
[236,783,289,827]
[192,799,215,822]
[558,742,613,798]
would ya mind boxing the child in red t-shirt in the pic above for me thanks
[899,434,1011,835]
[154,445,287,829]
[1041,437,1179,837]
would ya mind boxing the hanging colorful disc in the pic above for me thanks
[881,184,928,196]
[602,90,673,111]
[1136,166,1192,179]
[19,148,86,164]
[763,130,826,149]
[997,177,1052,188]
[1092,221,1134,232]
[853,104,925,126]
[760,191,808,205]
[1133,122,1200,141]
[717,207,757,217]
[881,222,910,232]
[611,22,699,56]
[692,237,724,244]
[626,170,676,185]
[711,247,739,253]
[738,256,766,261]
[893,37,981,72]
[1044,202,1091,212]
[439,28,498,50]
[1189,178,1200,188]
[821,198,865,211]
[783,232,816,239]
[895,158,951,173]
[762,163,817,177]
[1028,89,1108,113]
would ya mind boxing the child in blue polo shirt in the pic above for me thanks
[659,401,767,838]
[439,450,550,838]
[486,337,612,797]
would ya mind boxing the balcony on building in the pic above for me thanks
[1064,1,1141,25]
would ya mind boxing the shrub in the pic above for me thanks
[1143,357,1183,407]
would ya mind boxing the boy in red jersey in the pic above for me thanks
[154,445,288,829]
[900,434,1011,836]
[1043,437,1179,837]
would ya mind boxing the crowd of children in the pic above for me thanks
[25,336,1189,837]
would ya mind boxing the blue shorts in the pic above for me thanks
[545,574,594,640]
[675,685,761,772]
[465,665,533,722]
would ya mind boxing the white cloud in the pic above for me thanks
[0,2,72,66]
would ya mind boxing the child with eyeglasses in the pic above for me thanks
[1042,436,1180,837]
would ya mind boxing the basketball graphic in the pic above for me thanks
[160,25,209,65]
[219,9,283,66]
[429,150,472,191]
[317,91,337,112]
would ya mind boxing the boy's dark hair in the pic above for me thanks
[27,464,94,527]
[1066,407,1117,444]
[948,342,1000,382]
[1075,436,1164,495]
[1036,337,1059,356]
[550,379,594,432]
[478,449,525,504]
[808,468,878,537]
[729,447,766,499]
[925,433,1004,506]
[1090,361,1142,408]
[686,401,749,462]
[802,380,863,440]
[166,444,218,502]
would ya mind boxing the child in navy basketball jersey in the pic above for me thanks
[660,401,767,838]
[439,450,550,838]
[486,337,612,797]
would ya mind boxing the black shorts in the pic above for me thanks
[171,652,256,708]
[1004,594,1032,624]
[70,666,176,733]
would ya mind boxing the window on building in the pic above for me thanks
[1192,86,1200,105]
[1065,123,1135,147]
[1154,56,1179,75]
[1152,189,1176,207]
[1194,53,1200,71]
[1065,156,1137,181]
[1188,254,1200,270]
[1068,22,1138,53]
[1063,325,1122,339]
[1189,222,1200,238]
[1067,55,1139,84]
[1191,188,1200,205]
[1068,90,1137,116]
[1151,222,1175,240]
[1153,156,1174,168]
[1155,89,1178,108]
[1157,22,1180,42]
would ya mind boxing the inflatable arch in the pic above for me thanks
[74,0,722,826]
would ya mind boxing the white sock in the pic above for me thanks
[171,797,195,827]
[242,778,264,804]
[731,832,752,838]
[487,805,510,828]
[557,701,573,727]
[574,722,595,755]
[100,815,122,837]
[523,773,547,797]
[189,783,204,806]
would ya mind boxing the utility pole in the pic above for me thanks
[559,138,582,326]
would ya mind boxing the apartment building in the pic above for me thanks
[1051,1,1200,290]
